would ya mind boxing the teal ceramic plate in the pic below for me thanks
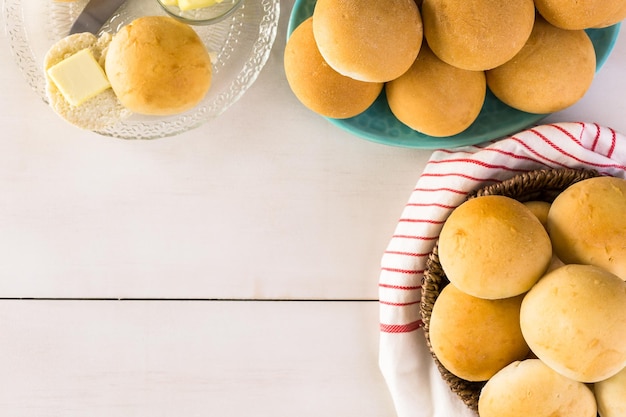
[287,0,621,149]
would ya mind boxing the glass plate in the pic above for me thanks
[3,0,280,139]
[287,0,621,149]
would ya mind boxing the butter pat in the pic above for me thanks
[47,49,111,107]
[160,0,178,5]
[178,0,223,11]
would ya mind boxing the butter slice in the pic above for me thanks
[160,0,178,6]
[47,49,111,107]
[178,0,223,11]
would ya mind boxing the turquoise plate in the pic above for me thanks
[287,0,621,149]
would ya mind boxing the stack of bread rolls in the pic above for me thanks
[44,16,213,130]
[428,175,626,417]
[284,0,626,137]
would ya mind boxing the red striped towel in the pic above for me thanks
[378,122,626,417]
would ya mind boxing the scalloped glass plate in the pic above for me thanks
[3,0,279,139]
[287,0,621,149]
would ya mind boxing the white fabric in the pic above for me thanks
[378,122,626,417]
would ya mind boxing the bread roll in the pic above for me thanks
[520,264,626,383]
[105,16,212,116]
[478,359,597,417]
[421,0,535,71]
[429,283,529,381]
[523,201,551,228]
[547,176,626,280]
[521,200,569,271]
[438,195,552,299]
[44,32,131,130]
[385,43,485,137]
[595,367,626,417]
[284,18,383,119]
[486,16,596,114]
[534,0,626,30]
[312,0,422,82]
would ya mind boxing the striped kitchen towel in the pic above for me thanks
[378,122,626,417]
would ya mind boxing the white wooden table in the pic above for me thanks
[1,2,626,415]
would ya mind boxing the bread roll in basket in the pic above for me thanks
[419,167,601,413]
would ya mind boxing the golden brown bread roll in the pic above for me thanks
[312,0,423,82]
[523,201,551,228]
[486,16,596,114]
[421,0,535,71]
[284,18,383,119]
[105,16,212,116]
[595,367,626,417]
[547,176,626,281]
[385,43,485,137]
[520,264,626,383]
[523,201,567,272]
[478,359,597,417]
[428,283,529,381]
[438,195,552,299]
[534,0,626,29]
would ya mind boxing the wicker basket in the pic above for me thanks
[420,168,601,413]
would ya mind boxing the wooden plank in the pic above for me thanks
[0,300,395,416]
[0,16,429,300]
